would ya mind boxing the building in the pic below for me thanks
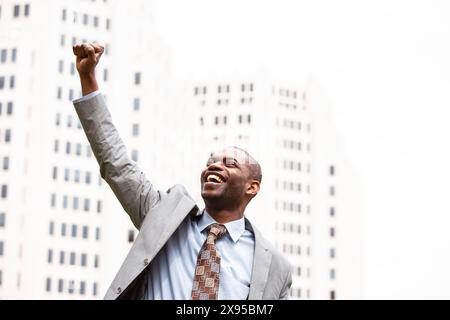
[0,0,361,299]
[185,73,362,299]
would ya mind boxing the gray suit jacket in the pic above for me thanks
[73,93,293,300]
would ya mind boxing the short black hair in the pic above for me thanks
[230,146,262,183]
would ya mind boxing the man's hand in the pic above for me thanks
[73,43,104,75]
[72,43,104,96]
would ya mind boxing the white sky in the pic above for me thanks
[153,0,450,298]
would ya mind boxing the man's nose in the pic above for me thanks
[207,161,224,171]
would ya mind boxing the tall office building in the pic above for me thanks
[184,73,362,299]
[0,0,361,299]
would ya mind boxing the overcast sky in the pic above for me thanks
[153,0,450,298]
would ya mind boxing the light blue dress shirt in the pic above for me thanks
[146,211,255,300]
[75,91,255,299]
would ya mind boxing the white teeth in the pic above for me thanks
[206,174,223,183]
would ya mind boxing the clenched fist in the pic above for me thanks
[73,43,104,76]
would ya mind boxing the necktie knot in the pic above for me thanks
[207,223,227,242]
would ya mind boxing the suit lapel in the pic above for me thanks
[247,220,272,300]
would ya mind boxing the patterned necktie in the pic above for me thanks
[191,223,228,300]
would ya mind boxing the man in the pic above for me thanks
[72,43,292,300]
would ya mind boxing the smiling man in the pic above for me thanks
[72,43,292,300]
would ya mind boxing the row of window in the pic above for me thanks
[282,159,302,172]
[52,167,94,185]
[50,194,102,213]
[281,243,309,256]
[12,4,30,18]
[275,201,303,213]
[275,180,302,192]
[194,83,255,96]
[0,75,16,90]
[281,139,302,151]
[53,140,93,159]
[279,102,302,111]
[199,114,253,127]
[0,101,14,116]
[47,249,100,269]
[0,48,17,64]
[277,118,303,131]
[45,277,98,296]
[61,9,111,31]
[55,113,82,130]
[49,222,100,241]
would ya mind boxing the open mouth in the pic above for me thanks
[204,173,226,184]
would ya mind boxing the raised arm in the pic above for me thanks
[72,43,161,229]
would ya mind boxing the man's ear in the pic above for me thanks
[246,180,260,197]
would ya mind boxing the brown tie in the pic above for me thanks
[191,223,227,300]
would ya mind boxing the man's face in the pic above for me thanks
[200,148,254,209]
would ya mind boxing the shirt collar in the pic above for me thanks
[197,210,246,243]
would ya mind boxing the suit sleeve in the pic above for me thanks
[279,266,293,300]
[73,93,160,229]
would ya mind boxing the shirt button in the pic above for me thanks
[144,258,149,266]
[117,287,122,294]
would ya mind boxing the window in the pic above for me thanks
[330,290,336,300]
[58,60,63,73]
[5,129,11,142]
[59,251,65,264]
[330,269,336,280]
[330,227,335,238]
[0,241,3,256]
[84,198,90,212]
[64,168,69,182]
[330,248,336,259]
[330,186,335,196]
[74,170,80,183]
[70,252,76,265]
[58,279,64,293]
[73,197,79,210]
[9,76,15,89]
[62,9,66,21]
[1,185,7,199]
[85,172,91,184]
[132,124,139,137]
[133,98,140,111]
[93,283,98,296]
[134,72,141,85]
[71,225,77,238]
[330,207,335,217]
[330,165,335,176]
[47,249,53,263]
[94,255,99,268]
[80,281,86,295]
[0,49,6,63]
[131,150,138,162]
[95,227,100,240]
[81,253,87,266]
[93,16,99,27]
[45,278,51,292]
[82,226,88,239]
[50,193,56,207]
[76,143,81,156]
[96,200,102,214]
[66,142,71,154]
[106,18,111,30]
[24,4,30,16]
[13,5,20,17]
[61,223,67,236]
[3,157,9,170]
[0,77,4,89]
[128,230,135,243]
[83,14,88,25]
[0,212,5,227]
